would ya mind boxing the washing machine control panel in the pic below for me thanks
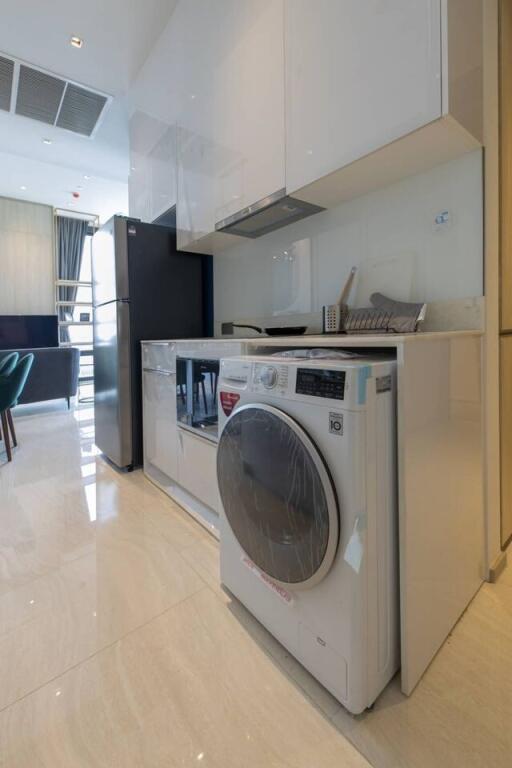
[295,368,346,400]
[259,365,278,388]
[253,364,289,393]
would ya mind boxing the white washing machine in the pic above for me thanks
[216,354,399,714]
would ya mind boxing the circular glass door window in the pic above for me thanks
[217,403,339,589]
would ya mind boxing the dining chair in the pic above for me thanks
[0,354,34,462]
[0,352,19,376]
[0,353,18,444]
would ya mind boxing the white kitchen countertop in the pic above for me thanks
[142,330,482,347]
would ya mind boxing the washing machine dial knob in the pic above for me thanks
[260,366,278,389]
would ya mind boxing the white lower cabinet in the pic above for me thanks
[142,369,178,481]
[142,341,247,536]
[177,429,219,513]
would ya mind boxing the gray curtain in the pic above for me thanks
[56,216,89,342]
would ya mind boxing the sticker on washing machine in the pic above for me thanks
[241,555,294,605]
[220,391,240,416]
[329,412,344,436]
[344,515,366,574]
[376,375,392,394]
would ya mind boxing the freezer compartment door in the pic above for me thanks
[92,216,130,306]
[93,300,133,468]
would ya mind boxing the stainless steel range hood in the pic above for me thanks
[215,188,325,239]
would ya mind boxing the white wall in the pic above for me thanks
[0,197,55,315]
[213,150,483,333]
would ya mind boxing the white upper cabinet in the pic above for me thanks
[127,12,182,223]
[213,0,285,228]
[285,0,483,208]
[175,0,220,252]
[176,0,285,253]
[149,124,177,222]
[128,126,151,222]
[128,111,177,223]
[128,0,482,245]
[286,0,442,194]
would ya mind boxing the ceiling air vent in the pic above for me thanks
[56,84,107,137]
[16,65,66,124]
[0,52,111,137]
[0,55,14,112]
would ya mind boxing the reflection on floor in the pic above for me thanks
[0,405,510,767]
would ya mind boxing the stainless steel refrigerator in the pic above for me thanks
[92,216,210,470]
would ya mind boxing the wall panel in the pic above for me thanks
[0,197,54,315]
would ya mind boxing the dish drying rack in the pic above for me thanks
[324,268,427,335]
[342,294,427,335]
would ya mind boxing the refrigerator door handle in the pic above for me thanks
[94,298,130,309]
[143,368,175,377]
[116,300,133,467]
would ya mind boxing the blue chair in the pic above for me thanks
[0,354,34,462]
[0,352,19,376]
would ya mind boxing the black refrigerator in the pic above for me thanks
[92,216,211,470]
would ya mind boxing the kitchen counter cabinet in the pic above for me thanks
[181,331,484,697]
[142,342,178,483]
[141,339,248,538]
[143,331,484,697]
[177,429,220,517]
[394,332,483,695]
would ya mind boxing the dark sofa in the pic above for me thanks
[0,347,80,407]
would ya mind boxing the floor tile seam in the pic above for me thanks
[0,585,209,715]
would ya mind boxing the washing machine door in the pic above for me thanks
[217,403,339,589]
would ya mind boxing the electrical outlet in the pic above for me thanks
[433,209,452,232]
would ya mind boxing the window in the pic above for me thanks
[55,217,98,402]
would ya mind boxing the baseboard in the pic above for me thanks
[488,550,508,583]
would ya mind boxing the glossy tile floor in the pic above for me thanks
[0,404,511,767]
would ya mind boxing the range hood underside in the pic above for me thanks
[216,189,325,239]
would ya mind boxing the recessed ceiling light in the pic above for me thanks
[42,138,52,145]
[70,36,83,49]
[83,175,91,180]
[20,185,27,191]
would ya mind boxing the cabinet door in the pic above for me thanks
[149,124,177,222]
[214,0,285,226]
[128,150,151,222]
[501,0,512,331]
[129,112,177,224]
[501,336,512,546]
[177,429,219,512]
[128,7,182,223]
[142,369,178,480]
[176,0,220,251]
[285,0,442,194]
[141,342,176,374]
